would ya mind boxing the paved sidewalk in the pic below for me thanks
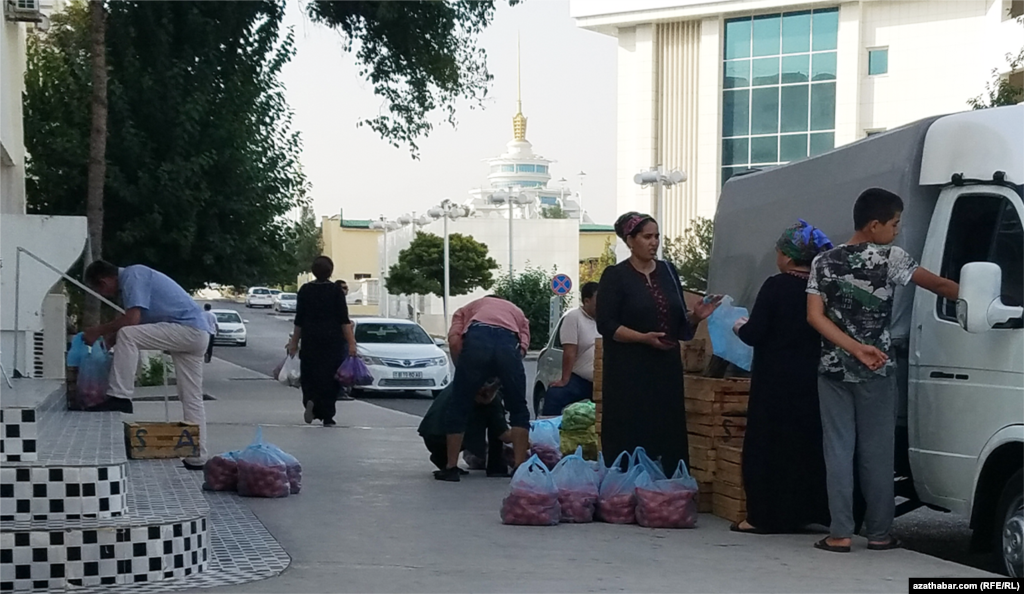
[148,358,995,594]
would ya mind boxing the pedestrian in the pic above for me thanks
[438,295,531,482]
[807,188,959,553]
[83,261,215,470]
[287,256,357,427]
[542,281,600,416]
[730,220,834,534]
[596,212,720,475]
[336,279,349,296]
[419,379,511,477]
[333,279,356,401]
[203,303,218,364]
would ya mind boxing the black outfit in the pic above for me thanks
[736,272,830,532]
[596,260,694,475]
[295,280,350,423]
[419,384,509,473]
[205,335,214,364]
[444,323,529,433]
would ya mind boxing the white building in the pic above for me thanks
[571,0,1024,238]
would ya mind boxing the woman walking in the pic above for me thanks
[731,220,833,533]
[596,212,719,474]
[287,256,356,426]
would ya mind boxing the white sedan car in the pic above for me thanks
[353,318,450,398]
[246,287,273,308]
[275,292,297,313]
[211,309,248,346]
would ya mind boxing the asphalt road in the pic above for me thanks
[200,299,538,418]
[200,299,994,575]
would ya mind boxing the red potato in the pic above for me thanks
[557,492,597,523]
[237,459,290,498]
[635,487,698,528]
[285,462,302,495]
[202,453,240,492]
[531,444,562,470]
[596,493,637,524]
[500,491,560,526]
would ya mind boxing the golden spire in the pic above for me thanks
[513,32,527,141]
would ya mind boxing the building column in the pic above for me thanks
[616,24,659,222]
[695,16,722,222]
[834,1,863,147]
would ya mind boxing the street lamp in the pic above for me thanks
[577,171,587,221]
[633,167,688,259]
[370,216,401,317]
[488,188,532,284]
[428,199,468,331]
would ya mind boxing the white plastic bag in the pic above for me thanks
[277,355,301,388]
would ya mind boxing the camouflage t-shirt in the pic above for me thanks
[807,243,918,382]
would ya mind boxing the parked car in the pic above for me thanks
[353,318,450,398]
[245,287,273,308]
[211,309,247,346]
[275,292,297,313]
[533,314,567,418]
[270,289,282,305]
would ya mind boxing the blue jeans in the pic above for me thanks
[542,373,593,416]
[444,324,528,433]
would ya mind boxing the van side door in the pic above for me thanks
[909,186,1024,515]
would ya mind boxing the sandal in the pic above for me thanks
[867,537,902,551]
[814,537,851,553]
[730,522,771,535]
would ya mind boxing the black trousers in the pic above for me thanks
[423,433,506,473]
[205,336,214,362]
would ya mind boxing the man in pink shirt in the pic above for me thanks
[438,295,531,481]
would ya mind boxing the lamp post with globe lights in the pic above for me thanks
[396,213,430,322]
[488,188,532,284]
[369,216,401,317]
[633,167,687,259]
[427,199,468,331]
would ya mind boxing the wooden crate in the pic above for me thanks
[697,482,715,513]
[124,422,200,459]
[717,444,743,466]
[713,492,747,523]
[715,458,743,489]
[682,338,709,374]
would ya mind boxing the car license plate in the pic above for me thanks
[394,372,423,379]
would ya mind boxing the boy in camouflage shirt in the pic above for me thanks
[806,188,959,553]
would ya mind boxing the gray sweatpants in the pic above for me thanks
[818,375,897,540]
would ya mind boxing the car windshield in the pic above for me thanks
[215,312,242,324]
[355,323,432,344]
[280,294,296,301]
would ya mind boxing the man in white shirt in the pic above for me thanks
[203,304,218,363]
[542,282,599,416]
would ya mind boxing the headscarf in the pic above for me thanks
[776,219,834,263]
[615,212,655,241]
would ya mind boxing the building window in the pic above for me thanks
[500,164,515,172]
[868,48,888,76]
[511,181,544,188]
[516,164,537,173]
[539,196,557,205]
[354,273,371,280]
[722,8,839,186]
[536,165,548,173]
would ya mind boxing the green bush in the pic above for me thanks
[138,356,174,387]
[492,266,567,350]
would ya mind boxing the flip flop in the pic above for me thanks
[814,537,851,553]
[867,537,902,551]
[730,522,771,535]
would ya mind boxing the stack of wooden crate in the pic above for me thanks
[684,376,750,517]
[594,338,603,444]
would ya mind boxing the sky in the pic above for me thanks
[279,0,618,226]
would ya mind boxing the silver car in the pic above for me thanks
[275,292,297,313]
[532,314,568,418]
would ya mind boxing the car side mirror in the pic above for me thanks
[434,338,446,347]
[243,320,250,324]
[957,262,1023,333]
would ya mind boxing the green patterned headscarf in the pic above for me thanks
[777,219,834,263]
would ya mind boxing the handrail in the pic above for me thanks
[12,247,125,377]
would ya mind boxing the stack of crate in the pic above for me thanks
[593,338,602,444]
[684,376,750,516]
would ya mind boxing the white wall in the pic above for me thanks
[1,19,27,214]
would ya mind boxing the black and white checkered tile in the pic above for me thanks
[0,409,39,463]
[0,465,128,522]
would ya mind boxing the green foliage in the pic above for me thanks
[306,0,518,157]
[579,237,616,285]
[492,266,566,350]
[386,232,498,298]
[662,217,714,293]
[541,204,569,219]
[25,1,308,292]
[278,205,322,284]
[138,356,173,388]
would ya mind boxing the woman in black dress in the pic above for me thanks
[596,212,720,475]
[731,220,833,533]
[287,256,356,427]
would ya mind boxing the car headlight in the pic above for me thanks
[360,356,386,366]
[233,328,245,334]
[431,357,448,366]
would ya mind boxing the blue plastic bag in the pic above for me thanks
[336,357,373,387]
[706,295,754,371]
[265,443,302,494]
[500,454,561,526]
[552,447,599,523]
[77,338,112,409]
[631,447,668,482]
[529,417,562,469]
[635,460,699,528]
[586,451,608,486]
[236,427,290,498]
[66,333,89,367]
[597,451,647,524]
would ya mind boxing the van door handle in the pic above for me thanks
[929,371,969,380]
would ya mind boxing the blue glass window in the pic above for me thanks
[812,52,837,81]
[500,165,514,172]
[752,57,780,86]
[724,60,750,89]
[751,88,780,135]
[752,15,781,57]
[868,48,888,75]
[517,164,536,173]
[540,196,557,205]
[724,19,752,60]
[779,134,808,161]
[537,165,549,173]
[810,82,836,131]
[722,138,749,166]
[781,11,811,54]
[811,9,839,52]
[781,54,810,84]
[809,132,835,156]
[723,90,750,137]
[750,136,779,164]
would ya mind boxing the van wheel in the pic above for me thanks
[533,385,545,419]
[994,469,1023,577]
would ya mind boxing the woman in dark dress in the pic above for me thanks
[596,212,720,475]
[287,256,357,427]
[731,220,833,533]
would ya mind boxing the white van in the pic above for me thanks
[708,104,1023,575]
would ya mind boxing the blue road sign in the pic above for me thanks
[551,273,573,296]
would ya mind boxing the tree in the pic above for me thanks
[25,1,308,292]
[663,217,714,293]
[279,205,322,284]
[83,0,107,326]
[579,237,616,285]
[541,204,569,219]
[306,0,518,157]
[386,231,498,298]
[969,14,1023,109]
[492,266,566,350]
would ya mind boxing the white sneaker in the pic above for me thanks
[303,400,315,424]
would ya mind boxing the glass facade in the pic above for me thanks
[722,8,839,186]
[868,48,888,75]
